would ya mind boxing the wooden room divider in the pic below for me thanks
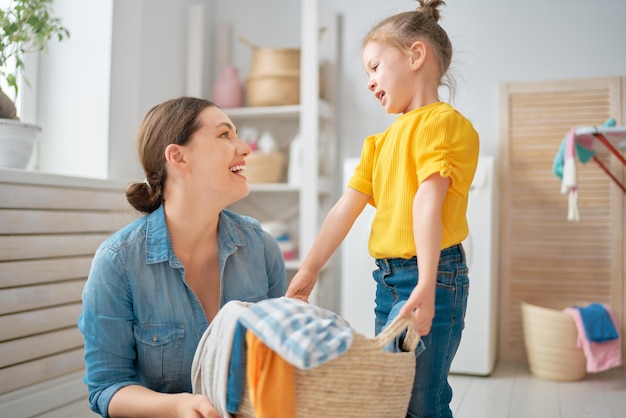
[498,76,625,363]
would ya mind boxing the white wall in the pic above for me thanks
[324,0,626,161]
[32,0,626,178]
[107,0,211,180]
[37,0,112,178]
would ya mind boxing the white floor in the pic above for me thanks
[449,361,626,418]
[43,361,625,418]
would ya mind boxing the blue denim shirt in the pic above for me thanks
[78,204,286,417]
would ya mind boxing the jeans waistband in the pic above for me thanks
[375,243,465,271]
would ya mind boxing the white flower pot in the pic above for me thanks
[0,119,41,169]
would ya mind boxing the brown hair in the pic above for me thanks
[362,0,455,95]
[126,97,216,214]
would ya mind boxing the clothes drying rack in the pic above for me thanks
[574,125,626,193]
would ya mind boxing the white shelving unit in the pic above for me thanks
[222,1,340,307]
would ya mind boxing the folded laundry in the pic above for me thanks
[564,304,622,373]
[191,300,252,418]
[237,296,354,369]
[194,297,358,417]
[576,303,619,343]
[245,330,296,418]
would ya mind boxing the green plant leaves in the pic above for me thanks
[0,0,70,98]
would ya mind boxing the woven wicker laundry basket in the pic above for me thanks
[236,316,419,418]
[521,302,586,381]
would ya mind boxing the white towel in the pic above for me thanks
[191,300,251,418]
[561,128,579,221]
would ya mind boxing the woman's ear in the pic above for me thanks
[409,41,426,70]
[164,143,187,168]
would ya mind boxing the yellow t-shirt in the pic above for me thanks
[348,102,479,259]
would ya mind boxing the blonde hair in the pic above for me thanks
[362,0,455,96]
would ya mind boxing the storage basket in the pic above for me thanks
[244,151,285,183]
[521,302,586,381]
[249,48,300,76]
[246,74,300,107]
[245,47,300,106]
[236,316,419,418]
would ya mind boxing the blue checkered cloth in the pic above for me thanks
[237,297,354,369]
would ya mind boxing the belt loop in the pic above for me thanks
[376,258,392,273]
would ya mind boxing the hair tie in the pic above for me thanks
[144,178,151,189]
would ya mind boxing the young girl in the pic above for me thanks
[286,1,479,416]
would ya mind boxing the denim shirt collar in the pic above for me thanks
[145,204,247,270]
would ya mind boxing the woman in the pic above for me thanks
[78,97,287,418]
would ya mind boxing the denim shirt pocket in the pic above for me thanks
[134,323,185,385]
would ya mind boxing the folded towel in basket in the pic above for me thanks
[576,303,619,343]
[564,304,622,373]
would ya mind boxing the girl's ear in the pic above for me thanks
[409,41,426,70]
[164,143,187,168]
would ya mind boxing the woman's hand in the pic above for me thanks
[180,393,222,418]
[109,387,222,418]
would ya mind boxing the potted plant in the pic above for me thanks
[0,0,69,168]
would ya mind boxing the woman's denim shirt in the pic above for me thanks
[78,204,286,417]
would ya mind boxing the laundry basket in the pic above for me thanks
[521,302,586,381]
[236,316,419,418]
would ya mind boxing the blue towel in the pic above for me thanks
[552,137,597,179]
[576,303,619,343]
[382,300,426,356]
[552,118,615,179]
[226,322,247,413]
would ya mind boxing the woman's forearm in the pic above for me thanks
[108,385,218,418]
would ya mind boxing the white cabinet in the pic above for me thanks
[222,1,340,307]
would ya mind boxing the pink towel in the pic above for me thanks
[563,305,622,373]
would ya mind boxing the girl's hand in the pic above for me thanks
[285,270,317,302]
[399,285,435,336]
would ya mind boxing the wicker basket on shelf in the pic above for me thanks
[244,151,285,183]
[245,47,300,107]
[246,74,300,107]
[236,316,419,418]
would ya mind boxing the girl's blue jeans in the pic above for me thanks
[374,244,469,418]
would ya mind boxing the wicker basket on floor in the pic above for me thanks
[521,302,586,381]
[236,316,419,418]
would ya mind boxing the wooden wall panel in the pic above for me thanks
[499,77,624,362]
[0,171,137,396]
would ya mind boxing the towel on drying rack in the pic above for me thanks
[552,118,615,221]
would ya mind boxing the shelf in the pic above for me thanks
[224,100,334,121]
[248,176,334,194]
[284,259,300,270]
[284,259,331,273]
[249,183,300,192]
